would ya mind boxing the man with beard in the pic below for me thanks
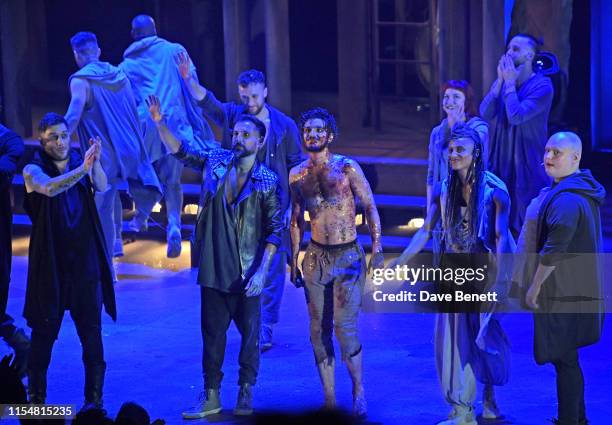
[176,53,303,350]
[389,125,514,425]
[480,33,554,237]
[524,132,605,425]
[289,107,384,418]
[145,95,282,418]
[22,113,116,411]
[119,15,217,257]
[65,31,161,271]
[0,122,30,377]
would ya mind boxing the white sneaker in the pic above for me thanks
[437,406,477,425]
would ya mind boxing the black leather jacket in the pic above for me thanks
[174,144,283,276]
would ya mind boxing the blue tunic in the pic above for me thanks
[120,36,217,162]
[480,73,553,236]
[69,61,160,194]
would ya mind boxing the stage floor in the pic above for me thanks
[2,238,611,425]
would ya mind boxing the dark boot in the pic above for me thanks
[81,363,106,412]
[27,368,47,404]
[6,328,30,378]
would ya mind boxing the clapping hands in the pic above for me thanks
[497,54,518,85]
[83,137,101,172]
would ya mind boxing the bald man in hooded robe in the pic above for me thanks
[524,132,605,425]
[119,15,218,257]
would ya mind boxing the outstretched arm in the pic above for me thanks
[145,95,211,170]
[176,52,233,135]
[23,144,97,197]
[346,159,383,271]
[389,194,440,268]
[176,51,207,102]
[289,171,305,286]
[65,78,89,134]
[145,95,182,154]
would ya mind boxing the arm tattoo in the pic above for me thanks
[24,164,88,198]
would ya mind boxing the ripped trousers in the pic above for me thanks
[302,239,366,364]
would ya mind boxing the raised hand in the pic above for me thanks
[83,142,97,172]
[88,136,102,162]
[447,103,465,129]
[145,95,163,122]
[501,55,518,85]
[175,51,192,80]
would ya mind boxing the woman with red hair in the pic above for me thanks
[427,80,489,209]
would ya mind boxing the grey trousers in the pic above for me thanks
[302,239,366,364]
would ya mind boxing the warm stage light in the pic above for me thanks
[407,218,424,229]
[183,204,199,215]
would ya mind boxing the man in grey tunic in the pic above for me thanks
[64,32,161,267]
[119,15,218,257]
[480,33,554,237]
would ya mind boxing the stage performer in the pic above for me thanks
[523,132,605,425]
[177,53,303,350]
[390,125,515,425]
[146,95,282,418]
[289,107,384,418]
[480,33,553,237]
[65,31,161,271]
[0,122,30,377]
[428,80,488,263]
[22,113,116,412]
[119,15,217,257]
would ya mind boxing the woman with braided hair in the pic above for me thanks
[389,125,515,425]
[427,80,488,266]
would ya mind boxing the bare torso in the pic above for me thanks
[290,154,358,244]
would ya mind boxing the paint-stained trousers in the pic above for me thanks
[302,239,366,364]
